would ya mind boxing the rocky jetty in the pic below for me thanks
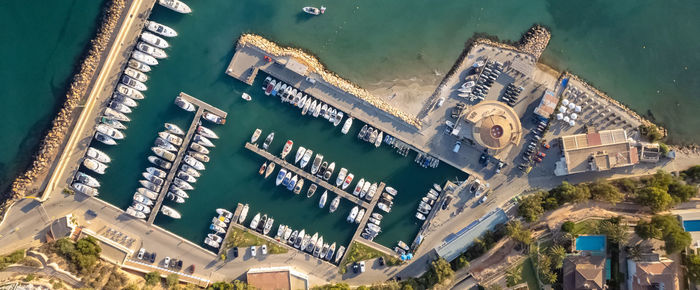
[517,25,551,60]
[237,34,422,128]
[5,0,126,200]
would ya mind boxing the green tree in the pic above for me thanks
[637,215,692,254]
[506,265,522,287]
[640,124,663,142]
[166,273,179,288]
[635,220,662,240]
[589,181,623,203]
[612,178,638,194]
[659,143,670,155]
[598,218,629,244]
[637,186,674,212]
[686,254,700,283]
[663,230,691,254]
[401,284,413,290]
[506,220,533,246]
[668,181,697,202]
[549,245,567,269]
[682,165,700,184]
[561,221,575,233]
[451,255,470,270]
[648,170,674,190]
[518,194,544,222]
[144,271,161,286]
[23,273,35,282]
[357,286,370,290]
[424,258,454,286]
[551,181,590,204]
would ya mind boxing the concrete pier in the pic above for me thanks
[148,93,228,224]
[244,142,371,208]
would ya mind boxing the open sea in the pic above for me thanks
[2,0,699,247]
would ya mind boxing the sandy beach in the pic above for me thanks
[365,74,443,117]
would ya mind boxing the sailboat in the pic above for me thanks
[295,146,306,164]
[318,191,328,208]
[300,149,313,169]
[238,204,249,224]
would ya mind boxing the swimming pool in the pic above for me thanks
[575,235,606,253]
[683,220,700,232]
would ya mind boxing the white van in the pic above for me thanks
[453,141,461,153]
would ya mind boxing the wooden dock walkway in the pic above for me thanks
[244,142,371,208]
[148,93,228,224]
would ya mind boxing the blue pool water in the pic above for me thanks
[683,220,700,232]
[575,235,607,253]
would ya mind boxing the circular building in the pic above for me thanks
[464,101,522,151]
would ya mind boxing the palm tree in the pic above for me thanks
[549,245,567,269]
[506,265,523,287]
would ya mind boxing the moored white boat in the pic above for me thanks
[249,213,261,229]
[347,206,359,223]
[146,167,167,178]
[197,125,219,139]
[126,207,146,219]
[336,168,347,187]
[203,111,225,124]
[281,140,293,159]
[75,171,100,188]
[86,147,111,163]
[264,162,276,178]
[318,190,328,208]
[116,84,145,100]
[137,188,158,200]
[83,158,108,174]
[158,0,192,13]
[152,146,176,161]
[161,206,182,219]
[334,111,344,126]
[194,134,215,147]
[109,100,132,114]
[104,107,130,122]
[323,162,335,181]
[146,20,178,37]
[174,96,195,112]
[140,31,170,49]
[276,168,288,186]
[164,123,184,135]
[136,41,167,59]
[342,173,354,190]
[121,75,147,91]
[183,155,205,170]
[189,142,209,155]
[132,50,158,66]
[134,193,154,205]
[300,149,313,168]
[251,128,262,143]
[204,237,220,248]
[262,132,274,150]
[128,59,151,73]
[329,196,340,213]
[295,146,306,164]
[335,246,346,263]
[148,155,172,169]
[72,182,98,196]
[310,154,324,175]
[238,204,249,223]
[113,93,138,107]
[355,208,365,224]
[181,164,201,178]
[100,117,127,130]
[353,178,365,196]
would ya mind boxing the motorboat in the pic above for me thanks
[276,168,288,186]
[263,217,274,235]
[317,161,328,177]
[368,129,378,144]
[197,125,218,139]
[188,151,209,163]
[329,196,340,213]
[341,173,354,190]
[306,184,317,198]
[281,140,294,159]
[148,155,172,169]
[277,84,288,100]
[140,179,160,192]
[161,206,181,219]
[377,202,391,213]
[94,132,117,145]
[174,96,195,112]
[208,234,223,243]
[275,224,286,240]
[371,213,383,220]
[347,206,359,223]
[238,204,249,223]
[364,127,374,142]
[146,20,177,37]
[136,41,167,59]
[189,142,209,155]
[307,100,317,116]
[210,224,225,234]
[83,158,107,174]
[375,131,383,147]
[194,134,214,147]
[289,230,299,246]
[297,95,307,109]
[366,223,381,233]
[251,128,262,143]
[320,104,328,119]
[72,182,98,196]
[257,214,267,232]
[181,164,201,178]
[301,97,312,115]
[415,212,426,220]
[162,123,184,136]
[313,102,322,117]
[366,183,378,201]
[318,190,328,208]
[325,242,336,261]
[313,237,324,257]
[137,188,158,200]
[155,137,178,152]
[296,230,307,249]
[158,0,192,14]
[104,107,130,122]
[100,117,127,130]
[166,192,185,203]
[170,186,189,198]
[133,193,154,205]
[433,183,443,192]
[358,124,368,139]
[385,187,398,196]
[310,154,324,175]
[128,59,151,73]
[292,91,302,105]
[283,227,292,241]
[109,100,132,114]
[294,146,306,164]
[113,93,139,107]
[142,172,164,186]
[262,132,274,150]
[242,93,251,101]
[281,172,292,187]
[335,246,346,263]
[328,109,337,123]
[323,162,335,181]
[293,178,304,194]
[121,75,147,92]
[333,111,344,126]
[132,50,158,66]
[271,82,282,96]
[117,83,145,100]
[300,149,313,169]
[126,207,146,219]
[369,217,381,225]
[203,111,225,124]
[152,147,175,161]
[249,213,261,229]
[306,233,318,252]
[86,147,111,163]
[132,203,151,214]
[173,178,194,191]
[286,175,298,191]
[258,162,267,175]
[352,178,365,196]
[335,168,347,187]
[264,162,275,178]
[320,243,331,260]
[177,171,197,183]
[355,208,365,223]
[264,79,276,96]
[302,6,325,15]
[141,32,170,49]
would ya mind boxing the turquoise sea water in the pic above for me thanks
[2,0,700,247]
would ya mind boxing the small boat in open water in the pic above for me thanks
[242,93,251,101]
[302,6,326,15]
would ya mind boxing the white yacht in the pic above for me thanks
[132,50,158,66]
[341,117,353,134]
[86,147,111,163]
[116,84,145,100]
[175,96,195,111]
[128,59,151,73]
[72,182,98,196]
[161,206,181,219]
[136,41,167,59]
[140,31,170,49]
[158,0,192,14]
[299,149,313,169]
[335,168,347,187]
[146,20,178,37]
[83,158,107,174]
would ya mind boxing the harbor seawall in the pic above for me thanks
[237,34,422,128]
[2,0,126,207]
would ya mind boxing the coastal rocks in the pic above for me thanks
[517,25,551,60]
[237,34,422,129]
[5,0,126,201]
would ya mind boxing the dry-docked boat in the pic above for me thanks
[183,155,205,170]
[148,155,172,169]
[75,171,100,188]
[109,100,132,114]
[189,142,209,155]
[323,162,335,181]
[146,20,177,37]
[203,111,225,124]
[188,151,210,163]
[136,41,167,59]
[281,140,293,159]
[100,117,127,130]
[329,196,340,213]
[342,173,354,190]
[197,125,218,139]
[174,96,195,111]
[140,31,170,49]
[335,168,347,187]
[132,50,158,66]
[158,131,183,146]
[155,137,177,152]
[251,128,262,143]
[126,207,146,219]
[181,164,201,178]
[194,134,214,147]
[310,154,324,175]
[117,84,145,100]
[104,107,130,122]
[264,162,275,178]
[353,178,365,196]
[86,147,111,163]
[113,93,138,107]
[318,190,328,208]
[137,188,158,200]
[124,67,149,83]
[121,75,147,91]
[72,182,98,196]
[128,59,151,73]
[158,0,192,13]
[83,158,107,174]
[295,146,306,164]
[161,206,182,219]
[262,132,274,150]
[299,149,313,168]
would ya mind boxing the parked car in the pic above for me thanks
[251,246,257,257]
[233,247,239,258]
[542,143,551,149]
[537,152,546,158]
[496,162,505,173]
[441,196,453,210]
[378,256,385,267]
[453,141,461,153]
[353,262,360,273]
[176,260,183,270]
[149,252,156,263]
[534,157,543,163]
[137,248,145,260]
[359,261,366,273]
[261,245,268,255]
[479,153,488,165]
[163,256,171,267]
[470,179,481,193]
[479,196,488,204]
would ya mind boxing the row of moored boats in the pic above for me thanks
[203,208,239,248]
[414,183,443,221]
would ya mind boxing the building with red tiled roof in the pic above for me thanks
[555,129,639,176]
[626,255,679,290]
[563,254,607,290]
